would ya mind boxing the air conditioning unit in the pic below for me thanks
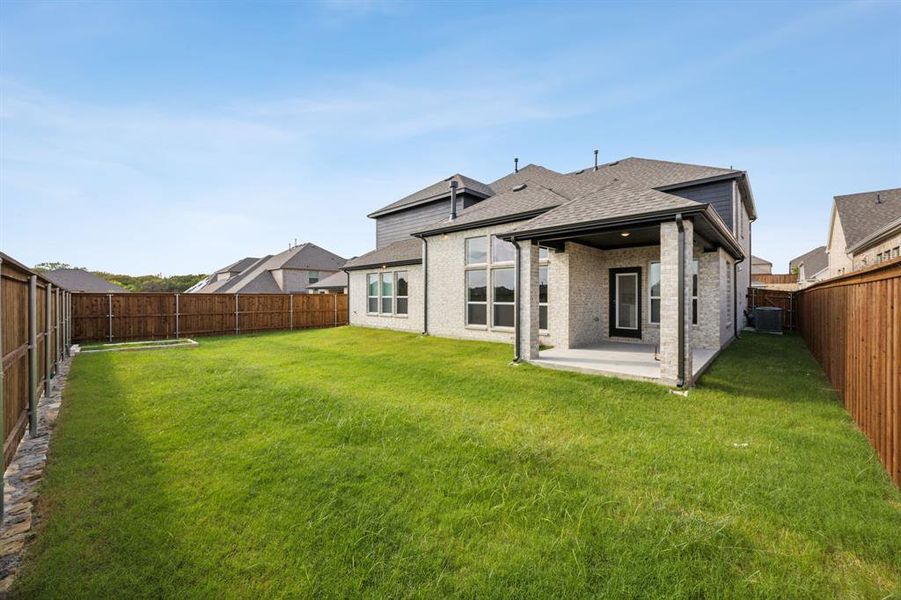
[754,307,783,334]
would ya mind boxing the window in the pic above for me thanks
[367,274,379,314]
[395,272,408,315]
[492,268,515,328]
[893,247,900,258]
[466,269,487,325]
[539,266,548,330]
[465,237,487,265]
[649,260,698,325]
[539,246,550,261]
[308,271,320,284]
[491,235,515,263]
[380,273,393,314]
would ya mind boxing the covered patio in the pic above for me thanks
[532,341,719,383]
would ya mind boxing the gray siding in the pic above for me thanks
[375,193,485,248]
[667,180,734,231]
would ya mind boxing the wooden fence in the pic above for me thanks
[747,287,796,330]
[71,292,348,343]
[752,273,798,285]
[796,258,900,486]
[0,253,71,476]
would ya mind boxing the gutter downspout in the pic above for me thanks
[676,214,686,388]
[421,237,429,335]
[513,237,521,362]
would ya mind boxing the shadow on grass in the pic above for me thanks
[11,352,198,598]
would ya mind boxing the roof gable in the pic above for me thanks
[367,173,493,218]
[833,187,901,249]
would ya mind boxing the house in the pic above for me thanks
[827,187,901,277]
[789,246,828,286]
[750,256,772,275]
[307,271,348,294]
[43,268,129,293]
[188,243,345,294]
[343,156,756,386]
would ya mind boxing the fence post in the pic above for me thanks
[28,276,38,437]
[289,294,293,330]
[175,293,180,339]
[234,294,239,335]
[65,292,71,354]
[108,293,113,342]
[334,293,337,327]
[44,284,52,396]
[56,287,62,365]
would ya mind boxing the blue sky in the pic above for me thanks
[1,0,899,275]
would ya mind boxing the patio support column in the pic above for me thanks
[660,217,694,386]
[517,240,540,361]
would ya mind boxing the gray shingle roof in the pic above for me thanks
[506,179,702,235]
[413,157,748,236]
[415,180,570,235]
[835,188,901,249]
[789,246,827,276]
[308,271,348,289]
[751,256,772,266]
[43,269,129,293]
[217,257,259,275]
[343,237,422,271]
[368,174,494,218]
[191,243,346,293]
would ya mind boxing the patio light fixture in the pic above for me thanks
[620,232,630,237]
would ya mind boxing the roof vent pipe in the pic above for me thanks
[876,193,883,204]
[594,149,599,171]
[514,157,519,173]
[449,179,458,221]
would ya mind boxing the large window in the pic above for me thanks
[466,269,487,325]
[308,271,320,284]
[649,260,698,325]
[367,274,379,314]
[395,272,408,315]
[492,268,515,328]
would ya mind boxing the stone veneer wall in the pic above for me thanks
[348,264,424,332]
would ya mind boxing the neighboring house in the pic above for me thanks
[43,268,129,293]
[750,256,772,275]
[827,187,901,277]
[307,271,348,294]
[344,156,756,386]
[789,246,828,286]
[189,243,345,294]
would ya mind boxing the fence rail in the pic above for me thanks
[752,273,798,285]
[0,252,71,482]
[796,258,900,487]
[71,292,348,343]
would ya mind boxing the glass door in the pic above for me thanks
[609,267,642,338]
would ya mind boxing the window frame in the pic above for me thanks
[538,249,549,332]
[490,266,516,329]
[395,271,408,316]
[308,270,320,284]
[366,273,379,315]
[465,268,488,327]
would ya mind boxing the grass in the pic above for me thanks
[13,328,901,598]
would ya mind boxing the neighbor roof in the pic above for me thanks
[751,256,772,266]
[307,271,348,290]
[789,246,827,276]
[43,269,129,293]
[834,188,901,250]
[367,174,494,218]
[343,237,422,271]
[217,257,259,275]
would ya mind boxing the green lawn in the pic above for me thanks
[13,328,901,598]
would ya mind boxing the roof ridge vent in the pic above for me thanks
[513,183,527,192]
